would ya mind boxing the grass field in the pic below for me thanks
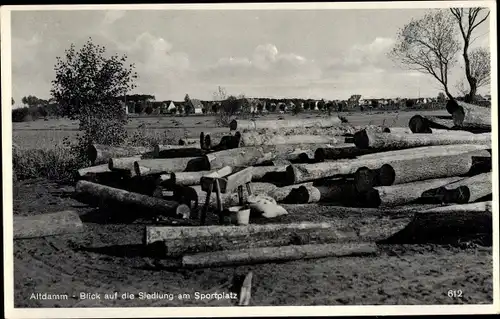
[12,109,448,148]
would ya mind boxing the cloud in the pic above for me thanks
[200,44,321,86]
[102,10,126,25]
[326,37,396,74]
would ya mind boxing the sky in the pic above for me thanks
[10,7,491,105]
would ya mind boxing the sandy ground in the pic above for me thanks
[12,179,493,307]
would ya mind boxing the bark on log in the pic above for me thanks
[292,178,370,205]
[249,165,288,184]
[145,222,364,258]
[239,132,340,146]
[230,117,343,131]
[14,211,84,239]
[247,126,357,137]
[371,151,489,187]
[204,147,275,170]
[289,148,489,185]
[77,164,111,178]
[159,167,234,187]
[314,144,380,161]
[356,144,490,161]
[108,156,142,172]
[354,129,490,150]
[75,180,186,217]
[360,177,464,208]
[447,100,491,130]
[87,144,153,165]
[385,201,492,244]
[181,243,378,268]
[421,172,492,204]
[155,147,206,159]
[134,157,211,176]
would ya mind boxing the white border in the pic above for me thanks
[2,1,498,318]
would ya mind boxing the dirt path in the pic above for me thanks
[12,179,493,307]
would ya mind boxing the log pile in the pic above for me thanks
[66,106,491,267]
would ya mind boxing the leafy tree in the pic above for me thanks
[51,38,137,146]
[437,92,446,102]
[145,105,153,115]
[279,103,286,112]
[257,103,264,113]
[211,102,219,113]
[292,103,302,115]
[450,8,490,102]
[389,10,460,100]
[317,100,325,111]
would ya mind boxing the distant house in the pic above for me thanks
[188,99,204,114]
[166,101,176,113]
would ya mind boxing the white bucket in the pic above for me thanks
[228,206,251,225]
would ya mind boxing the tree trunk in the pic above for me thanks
[155,147,206,159]
[385,201,492,244]
[239,132,340,146]
[230,117,343,131]
[181,243,378,268]
[408,115,459,133]
[361,176,464,208]
[289,147,489,185]
[77,164,111,178]
[371,150,488,186]
[159,167,234,187]
[14,211,84,239]
[354,129,490,150]
[87,144,153,165]
[204,147,275,170]
[134,157,211,176]
[248,165,288,184]
[421,172,492,204]
[75,180,186,217]
[108,156,142,172]
[292,178,361,204]
[178,138,199,146]
[356,144,490,161]
[146,221,338,248]
[314,144,380,161]
[449,100,491,130]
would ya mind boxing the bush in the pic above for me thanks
[13,139,88,183]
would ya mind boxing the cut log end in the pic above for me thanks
[285,165,299,185]
[314,148,326,162]
[378,164,396,186]
[176,204,192,219]
[353,130,370,149]
[409,115,432,134]
[179,139,186,146]
[354,167,378,192]
[86,144,98,164]
[204,134,212,150]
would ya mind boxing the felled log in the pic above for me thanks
[145,222,346,257]
[354,129,490,150]
[249,165,288,184]
[292,178,362,204]
[314,144,379,161]
[204,147,274,170]
[385,201,492,244]
[210,133,241,151]
[364,150,489,188]
[230,117,343,131]
[155,147,205,159]
[239,132,339,146]
[159,166,234,187]
[178,137,199,146]
[359,176,464,208]
[447,100,491,130]
[409,115,452,133]
[134,157,210,176]
[249,126,356,137]
[14,211,84,239]
[421,172,492,204]
[356,144,490,161]
[76,164,110,178]
[75,180,187,217]
[86,144,153,165]
[108,156,142,172]
[181,243,378,268]
[289,147,489,185]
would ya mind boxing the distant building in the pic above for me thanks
[166,101,176,113]
[188,99,204,114]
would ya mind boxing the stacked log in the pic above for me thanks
[230,117,343,131]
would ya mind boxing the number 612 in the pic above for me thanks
[447,290,463,298]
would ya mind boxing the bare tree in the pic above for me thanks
[455,47,490,97]
[389,10,460,100]
[450,8,490,102]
